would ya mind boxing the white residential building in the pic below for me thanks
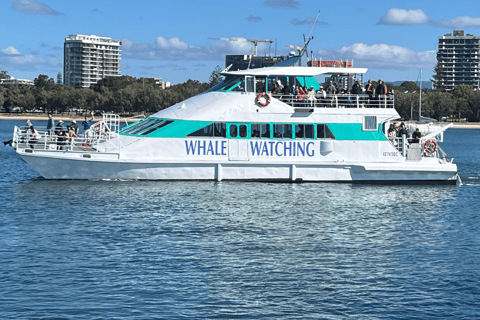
[437,30,480,91]
[64,34,121,88]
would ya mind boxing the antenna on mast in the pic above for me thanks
[284,10,321,66]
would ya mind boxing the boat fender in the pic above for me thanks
[424,139,438,154]
[256,92,271,107]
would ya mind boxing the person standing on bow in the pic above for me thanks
[82,111,95,132]
[46,113,55,135]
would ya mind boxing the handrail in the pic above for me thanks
[270,93,395,109]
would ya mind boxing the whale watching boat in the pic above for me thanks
[12,65,458,183]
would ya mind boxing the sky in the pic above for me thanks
[2,0,480,85]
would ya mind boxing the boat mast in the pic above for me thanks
[419,69,422,120]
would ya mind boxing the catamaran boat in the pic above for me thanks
[12,65,458,183]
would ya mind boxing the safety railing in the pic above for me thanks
[13,125,120,154]
[271,93,395,109]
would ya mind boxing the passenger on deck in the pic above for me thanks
[82,112,94,132]
[388,123,397,138]
[307,86,317,106]
[397,123,408,139]
[55,120,66,150]
[351,80,363,94]
[25,119,39,149]
[282,82,292,95]
[46,113,55,135]
[412,128,422,143]
[69,120,79,135]
[277,80,284,92]
[365,80,374,98]
[375,80,387,98]
[326,81,336,95]
[296,86,306,105]
[326,81,336,106]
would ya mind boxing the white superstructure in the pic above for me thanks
[12,65,458,184]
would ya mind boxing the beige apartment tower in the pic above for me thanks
[64,34,121,88]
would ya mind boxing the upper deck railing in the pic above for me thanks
[271,93,395,109]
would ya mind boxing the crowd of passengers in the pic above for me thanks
[267,79,393,107]
[387,122,422,144]
[22,112,95,150]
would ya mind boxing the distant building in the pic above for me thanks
[0,76,34,88]
[225,55,287,71]
[437,30,480,91]
[64,34,121,88]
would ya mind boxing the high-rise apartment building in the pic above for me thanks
[437,30,480,91]
[64,34,121,88]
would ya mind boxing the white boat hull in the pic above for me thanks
[18,152,458,184]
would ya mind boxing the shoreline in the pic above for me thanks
[1,113,480,128]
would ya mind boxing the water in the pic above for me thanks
[1,119,479,319]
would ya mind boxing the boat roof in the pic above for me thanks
[222,66,368,77]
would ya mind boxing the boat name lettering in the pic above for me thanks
[250,141,315,157]
[383,152,398,157]
[185,140,227,156]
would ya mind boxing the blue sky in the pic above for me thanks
[2,0,480,85]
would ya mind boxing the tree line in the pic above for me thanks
[0,69,221,116]
[1,68,480,122]
[389,81,480,122]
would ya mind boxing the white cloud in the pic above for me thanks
[317,43,436,70]
[1,46,20,55]
[155,37,189,50]
[435,16,480,28]
[122,36,273,61]
[11,0,63,16]
[377,8,429,25]
[377,9,480,28]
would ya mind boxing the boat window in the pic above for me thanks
[251,123,270,138]
[273,124,292,139]
[230,124,238,138]
[139,120,173,135]
[363,116,377,131]
[256,77,266,93]
[206,76,244,92]
[317,124,335,139]
[295,124,314,139]
[121,118,167,135]
[246,76,255,92]
[239,125,247,138]
[187,122,226,138]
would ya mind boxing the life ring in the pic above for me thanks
[424,139,438,154]
[256,92,271,107]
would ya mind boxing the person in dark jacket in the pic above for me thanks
[55,120,66,150]
[375,80,387,98]
[351,80,363,94]
[412,128,422,143]
[397,123,408,138]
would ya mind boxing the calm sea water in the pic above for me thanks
[1,119,479,319]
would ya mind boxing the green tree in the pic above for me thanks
[431,61,446,91]
[0,70,9,80]
[34,74,54,87]
[208,65,224,87]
